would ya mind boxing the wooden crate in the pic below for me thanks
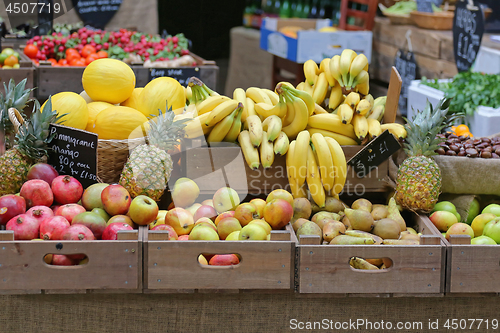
[183,145,389,197]
[0,46,35,97]
[143,225,295,292]
[35,64,85,100]
[0,228,144,294]
[296,214,446,296]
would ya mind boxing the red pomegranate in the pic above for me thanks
[62,224,95,241]
[0,194,26,225]
[51,254,75,266]
[6,214,40,240]
[26,205,54,225]
[51,175,83,204]
[40,216,70,240]
[19,179,53,208]
[102,222,134,240]
[54,204,86,224]
[27,163,59,185]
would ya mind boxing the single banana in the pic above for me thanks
[373,96,387,108]
[233,87,248,118]
[312,72,329,105]
[207,108,238,143]
[306,145,326,208]
[319,57,329,73]
[280,84,315,116]
[205,99,239,126]
[260,131,274,168]
[303,59,319,86]
[262,88,279,105]
[254,94,287,119]
[303,81,314,96]
[306,127,358,145]
[380,123,407,140]
[357,81,369,96]
[224,106,244,142]
[367,118,382,139]
[246,87,272,105]
[296,82,306,91]
[292,130,310,187]
[307,114,357,140]
[347,54,369,88]
[185,86,193,104]
[349,257,380,270]
[311,133,334,192]
[344,92,361,109]
[355,99,372,116]
[338,104,354,125]
[282,89,309,139]
[320,57,336,87]
[313,103,329,115]
[324,136,348,196]
[244,115,263,147]
[262,115,282,142]
[238,130,260,170]
[339,49,357,88]
[286,141,307,199]
[329,55,344,87]
[282,98,295,127]
[244,97,258,122]
[351,113,368,141]
[367,104,385,121]
[273,131,290,156]
[364,94,375,110]
[183,103,197,116]
[184,112,213,139]
[330,235,376,245]
[351,70,369,90]
[197,95,230,115]
[328,83,344,110]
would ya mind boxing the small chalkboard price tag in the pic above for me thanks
[347,130,402,178]
[394,49,418,115]
[71,0,122,29]
[148,67,200,86]
[453,0,485,72]
[47,124,99,189]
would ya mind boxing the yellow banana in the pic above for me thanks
[344,92,361,109]
[357,81,369,95]
[286,141,307,199]
[205,99,239,126]
[319,57,329,73]
[197,95,231,115]
[238,130,260,170]
[364,94,374,110]
[339,49,357,88]
[185,86,193,103]
[183,103,197,116]
[328,83,343,110]
[330,235,376,245]
[307,127,358,145]
[355,99,372,116]
[338,103,354,125]
[306,145,326,208]
[303,59,319,85]
[329,55,344,87]
[292,130,310,187]
[351,70,369,90]
[254,94,287,119]
[260,131,274,169]
[380,123,407,140]
[184,112,213,139]
[320,57,336,87]
[280,84,315,116]
[282,98,295,127]
[296,82,306,91]
[324,136,347,196]
[313,103,329,114]
[233,87,247,118]
[352,113,368,141]
[246,87,272,105]
[273,131,290,156]
[207,108,238,143]
[367,104,385,121]
[312,72,329,105]
[311,133,334,192]
[262,88,279,105]
[262,115,282,142]
[349,257,379,270]
[224,106,244,142]
[347,54,369,88]
[244,97,257,122]
[244,115,263,148]
[367,118,382,139]
[307,114,357,140]
[303,81,314,96]
[373,96,387,108]
[345,230,383,244]
[282,89,309,139]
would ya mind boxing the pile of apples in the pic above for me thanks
[0,163,159,266]
[429,200,500,244]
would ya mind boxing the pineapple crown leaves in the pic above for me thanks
[403,98,464,157]
[0,78,36,134]
[146,101,189,151]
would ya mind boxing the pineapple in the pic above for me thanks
[0,98,62,196]
[395,99,461,213]
[119,108,187,201]
[0,78,35,149]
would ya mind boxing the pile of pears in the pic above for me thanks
[292,196,422,246]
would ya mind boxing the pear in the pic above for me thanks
[292,218,310,233]
[387,197,406,231]
[371,204,389,220]
[351,198,372,213]
[383,239,419,245]
[311,211,340,229]
[322,220,346,242]
[372,218,401,240]
[400,233,420,241]
[311,196,345,214]
[406,227,417,235]
[297,221,323,243]
[342,215,352,230]
[344,208,374,232]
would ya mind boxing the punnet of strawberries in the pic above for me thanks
[23,27,191,67]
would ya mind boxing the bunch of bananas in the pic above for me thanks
[287,130,347,207]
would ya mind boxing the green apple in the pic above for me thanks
[432,201,457,214]
[171,177,200,208]
[225,231,240,241]
[239,223,268,240]
[212,187,241,214]
[482,204,500,217]
[91,207,110,222]
[466,198,481,225]
[471,235,497,245]
[482,218,500,243]
[445,222,474,242]
[81,183,109,210]
[471,213,497,237]
[188,225,219,240]
[128,195,159,226]
[454,211,462,223]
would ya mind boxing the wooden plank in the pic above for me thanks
[384,66,402,124]
[449,235,471,245]
[36,65,85,100]
[270,230,291,241]
[299,235,321,245]
[0,231,14,241]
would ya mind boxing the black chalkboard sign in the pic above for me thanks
[37,0,53,36]
[71,0,122,29]
[394,49,418,116]
[47,124,98,189]
[453,0,485,72]
[347,130,402,178]
[149,67,200,86]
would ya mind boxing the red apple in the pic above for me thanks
[178,234,189,240]
[214,211,235,226]
[102,222,134,240]
[151,224,178,240]
[209,254,240,266]
[0,194,26,225]
[212,187,240,214]
[55,204,86,224]
[249,198,266,218]
[164,207,195,235]
[26,163,59,185]
[193,205,218,222]
[128,195,159,226]
[20,179,53,208]
[107,215,134,228]
[234,203,259,226]
[101,184,131,216]
[263,198,293,230]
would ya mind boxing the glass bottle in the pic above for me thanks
[301,0,311,18]
[308,0,319,18]
[292,0,304,18]
[279,0,292,18]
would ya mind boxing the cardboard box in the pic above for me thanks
[260,17,373,64]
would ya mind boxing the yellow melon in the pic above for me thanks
[85,101,113,132]
[138,77,185,118]
[92,106,148,140]
[121,87,143,109]
[82,58,136,104]
[42,92,89,130]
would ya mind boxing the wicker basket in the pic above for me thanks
[97,137,146,184]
